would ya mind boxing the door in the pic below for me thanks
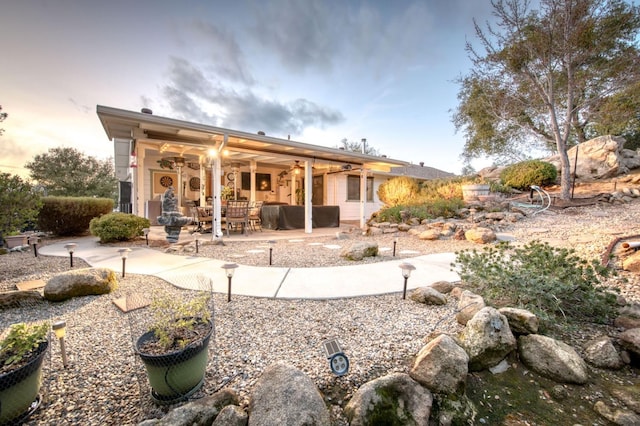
[312,175,324,205]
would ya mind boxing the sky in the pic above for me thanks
[1,0,496,179]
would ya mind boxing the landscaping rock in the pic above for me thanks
[44,268,118,302]
[418,229,440,240]
[248,363,329,426]
[212,405,248,426]
[618,328,640,356]
[455,290,485,325]
[0,290,44,308]
[622,251,640,273]
[410,334,468,394]
[458,307,517,371]
[498,307,539,335]
[583,337,624,370]
[340,242,378,261]
[464,227,496,244]
[345,373,432,426]
[409,286,447,305]
[518,334,589,384]
[594,400,640,426]
[430,280,455,294]
[138,389,238,426]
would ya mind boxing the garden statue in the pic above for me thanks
[157,186,191,243]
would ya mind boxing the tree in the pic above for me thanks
[0,173,42,239]
[337,138,381,156]
[25,147,118,199]
[454,0,640,199]
[0,105,7,136]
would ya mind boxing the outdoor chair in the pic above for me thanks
[225,200,250,236]
[194,207,213,233]
[248,201,263,232]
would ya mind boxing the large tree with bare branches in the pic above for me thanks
[454,0,640,199]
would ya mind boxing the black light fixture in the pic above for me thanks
[399,262,416,300]
[393,233,398,257]
[222,263,239,302]
[193,232,201,253]
[64,243,77,267]
[323,337,349,376]
[118,248,131,278]
[28,235,39,257]
[268,240,276,265]
[142,227,150,246]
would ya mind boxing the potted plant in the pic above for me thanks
[0,322,49,424]
[4,231,28,249]
[135,293,213,404]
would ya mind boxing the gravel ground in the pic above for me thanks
[1,198,639,425]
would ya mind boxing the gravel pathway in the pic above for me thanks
[1,199,639,425]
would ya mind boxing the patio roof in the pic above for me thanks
[97,105,408,173]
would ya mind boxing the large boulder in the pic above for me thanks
[464,227,496,244]
[44,268,118,302]
[212,405,248,426]
[0,290,44,308]
[455,291,486,325]
[138,389,238,426]
[583,336,624,370]
[345,373,432,426]
[410,334,469,394]
[248,363,329,426]
[518,334,589,384]
[458,307,517,371]
[409,287,447,305]
[546,135,628,178]
[622,251,640,273]
[618,328,640,357]
[498,307,539,335]
[340,242,378,261]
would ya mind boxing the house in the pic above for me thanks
[97,105,425,235]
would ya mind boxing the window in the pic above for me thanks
[347,175,374,201]
[241,172,272,191]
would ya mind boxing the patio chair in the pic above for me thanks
[194,207,213,233]
[225,200,250,236]
[248,201,263,232]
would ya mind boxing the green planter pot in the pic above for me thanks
[0,340,48,424]
[135,322,212,405]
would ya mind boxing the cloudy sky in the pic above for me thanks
[1,0,495,178]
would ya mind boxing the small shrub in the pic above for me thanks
[452,241,618,328]
[376,198,465,223]
[38,197,113,236]
[90,212,150,243]
[149,293,211,352]
[500,160,557,190]
[0,322,49,372]
[377,176,419,207]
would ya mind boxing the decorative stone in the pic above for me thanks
[410,334,468,394]
[409,286,447,305]
[518,334,589,384]
[44,268,118,302]
[456,290,486,325]
[618,328,640,356]
[248,363,330,426]
[345,373,432,426]
[498,307,539,335]
[340,242,378,261]
[583,337,624,370]
[418,229,440,240]
[464,227,496,244]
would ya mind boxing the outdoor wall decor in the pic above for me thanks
[152,171,178,198]
[189,177,200,191]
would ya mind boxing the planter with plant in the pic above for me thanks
[135,293,213,404]
[0,322,49,424]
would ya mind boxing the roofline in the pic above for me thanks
[97,105,408,167]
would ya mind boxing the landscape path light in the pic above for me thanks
[221,263,238,302]
[268,240,276,266]
[118,248,132,278]
[142,227,150,246]
[193,232,202,253]
[52,320,69,368]
[399,262,416,300]
[64,243,77,267]
[393,233,398,257]
[28,235,40,257]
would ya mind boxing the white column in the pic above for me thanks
[135,146,145,216]
[304,160,312,233]
[291,171,297,205]
[250,160,257,204]
[199,155,207,207]
[360,168,367,229]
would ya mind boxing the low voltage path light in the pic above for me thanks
[393,233,398,257]
[52,321,69,368]
[267,240,276,265]
[142,227,150,246]
[399,262,416,300]
[221,263,238,302]
[64,243,77,267]
[193,232,202,253]
[118,248,132,278]
[322,337,350,376]
[28,235,39,257]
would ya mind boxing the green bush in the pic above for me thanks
[38,197,113,236]
[377,176,419,207]
[376,198,465,223]
[499,160,557,190]
[452,241,618,328]
[0,173,42,240]
[90,212,150,243]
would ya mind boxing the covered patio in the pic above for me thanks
[97,105,408,238]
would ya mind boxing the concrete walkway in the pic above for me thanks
[38,230,460,300]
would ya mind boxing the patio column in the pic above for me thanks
[198,154,207,207]
[250,160,257,204]
[291,171,297,205]
[134,145,144,216]
[304,160,312,233]
[360,168,368,229]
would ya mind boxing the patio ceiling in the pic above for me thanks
[97,105,408,172]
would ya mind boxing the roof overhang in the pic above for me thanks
[97,105,408,173]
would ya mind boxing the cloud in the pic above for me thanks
[160,57,344,135]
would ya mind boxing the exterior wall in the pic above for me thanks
[326,173,387,221]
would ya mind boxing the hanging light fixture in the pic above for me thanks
[293,160,301,175]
